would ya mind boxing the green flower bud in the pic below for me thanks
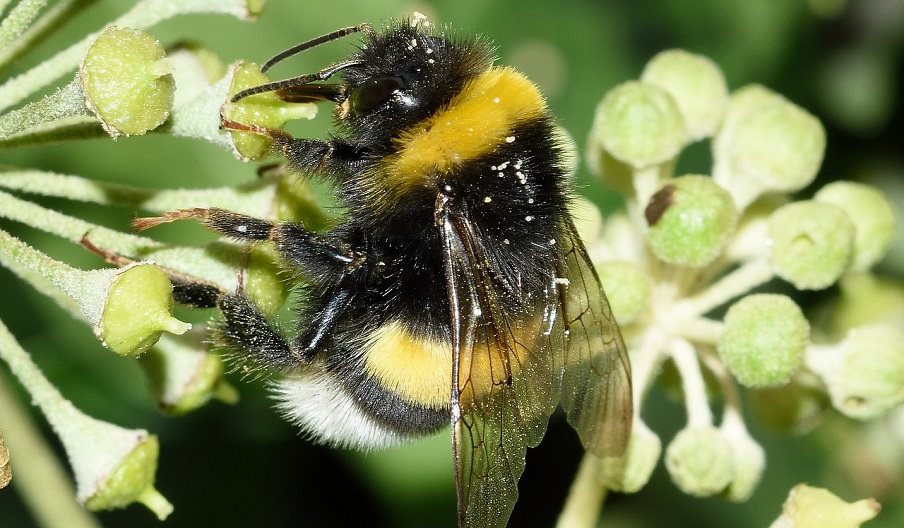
[140,333,238,415]
[645,175,738,267]
[222,61,317,160]
[749,377,830,435]
[641,49,729,141]
[721,423,765,502]
[0,431,10,489]
[665,425,734,497]
[595,261,652,325]
[84,435,172,520]
[815,181,897,272]
[768,201,854,290]
[592,81,687,169]
[772,485,880,528]
[713,85,826,209]
[598,419,661,493]
[719,294,809,388]
[80,27,175,137]
[826,325,904,420]
[98,262,191,357]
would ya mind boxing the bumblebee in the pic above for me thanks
[139,17,632,527]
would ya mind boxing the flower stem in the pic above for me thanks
[0,0,100,72]
[0,78,87,140]
[670,338,713,427]
[672,258,773,317]
[0,166,280,216]
[0,0,48,51]
[556,454,608,528]
[0,372,100,528]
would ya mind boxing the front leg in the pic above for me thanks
[134,208,361,277]
[222,119,368,179]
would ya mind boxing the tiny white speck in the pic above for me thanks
[498,161,510,169]
[564,330,571,336]
[549,238,556,245]
[505,136,515,143]
[483,196,492,203]
[427,58,435,64]
[444,184,452,192]
[503,239,510,244]
[525,215,534,222]
[528,198,535,204]
[473,306,482,317]
[498,172,504,177]
[426,48,434,54]
[236,225,248,233]
[377,261,386,266]
[514,160,523,169]
[490,165,497,171]
[515,171,523,177]
[493,97,501,103]
[555,277,570,285]
[411,38,418,47]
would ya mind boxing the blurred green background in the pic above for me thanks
[1,0,903,526]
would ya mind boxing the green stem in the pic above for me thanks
[0,0,258,113]
[672,258,773,318]
[0,372,101,528]
[670,338,713,427]
[0,78,88,140]
[0,0,48,51]
[0,166,280,216]
[0,0,100,72]
[556,454,608,528]
[0,189,162,254]
[0,227,111,323]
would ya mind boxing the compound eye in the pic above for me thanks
[350,75,405,114]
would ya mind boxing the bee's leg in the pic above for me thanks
[135,208,365,362]
[222,119,364,179]
[134,208,358,273]
[216,292,300,368]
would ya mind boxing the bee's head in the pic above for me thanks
[335,21,494,146]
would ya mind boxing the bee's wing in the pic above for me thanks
[556,216,633,456]
[439,208,562,528]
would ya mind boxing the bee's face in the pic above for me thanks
[337,25,493,145]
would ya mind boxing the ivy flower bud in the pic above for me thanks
[598,418,662,493]
[82,434,171,520]
[821,325,904,420]
[719,294,809,388]
[815,181,897,272]
[0,431,10,489]
[140,333,238,415]
[713,85,826,209]
[645,175,738,267]
[591,81,687,169]
[595,261,652,325]
[720,421,765,502]
[99,263,192,356]
[768,201,855,290]
[222,61,317,160]
[665,425,734,497]
[80,27,175,137]
[641,49,729,141]
[770,485,880,528]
